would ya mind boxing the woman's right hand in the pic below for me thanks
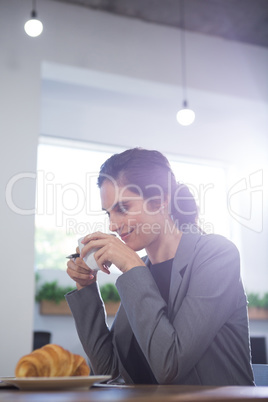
[66,247,97,290]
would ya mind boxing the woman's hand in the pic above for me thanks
[81,232,146,273]
[66,247,98,290]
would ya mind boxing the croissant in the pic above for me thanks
[15,344,90,377]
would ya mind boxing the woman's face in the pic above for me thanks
[100,180,164,251]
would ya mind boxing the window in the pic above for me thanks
[35,137,115,270]
[35,137,231,271]
[170,159,230,236]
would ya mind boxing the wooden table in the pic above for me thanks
[1,384,268,401]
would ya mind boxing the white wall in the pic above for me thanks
[0,0,267,375]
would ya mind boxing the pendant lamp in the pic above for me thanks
[24,0,43,37]
[176,0,195,126]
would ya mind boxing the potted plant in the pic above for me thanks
[35,274,121,317]
[35,278,75,315]
[100,283,120,316]
[247,292,268,320]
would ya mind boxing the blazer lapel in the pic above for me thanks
[168,229,201,318]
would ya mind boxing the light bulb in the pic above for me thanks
[176,107,195,126]
[24,11,43,37]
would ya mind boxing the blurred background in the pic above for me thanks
[0,0,267,375]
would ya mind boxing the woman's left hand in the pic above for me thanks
[81,232,146,273]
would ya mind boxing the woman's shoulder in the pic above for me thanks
[190,232,240,273]
[198,232,239,253]
[181,225,239,255]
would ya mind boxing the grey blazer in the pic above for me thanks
[66,229,254,385]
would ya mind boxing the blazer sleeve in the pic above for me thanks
[65,282,119,377]
[116,234,243,384]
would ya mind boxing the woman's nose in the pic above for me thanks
[109,215,122,233]
[109,221,117,232]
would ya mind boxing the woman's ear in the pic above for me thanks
[158,195,170,214]
[144,194,170,214]
[162,194,171,212]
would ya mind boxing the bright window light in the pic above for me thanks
[35,138,114,271]
[170,159,230,236]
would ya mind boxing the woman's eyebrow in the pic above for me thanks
[102,201,130,213]
[101,202,120,213]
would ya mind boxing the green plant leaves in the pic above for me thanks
[100,283,120,303]
[247,292,268,309]
[35,280,75,304]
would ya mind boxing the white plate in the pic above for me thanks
[0,375,111,390]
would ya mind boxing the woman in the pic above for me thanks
[66,148,254,385]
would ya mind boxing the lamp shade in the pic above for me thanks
[176,107,195,126]
[24,18,43,37]
[24,9,43,37]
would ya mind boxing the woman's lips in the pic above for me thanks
[120,228,134,241]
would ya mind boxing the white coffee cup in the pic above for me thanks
[78,237,100,271]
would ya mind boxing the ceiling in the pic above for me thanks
[54,0,268,48]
